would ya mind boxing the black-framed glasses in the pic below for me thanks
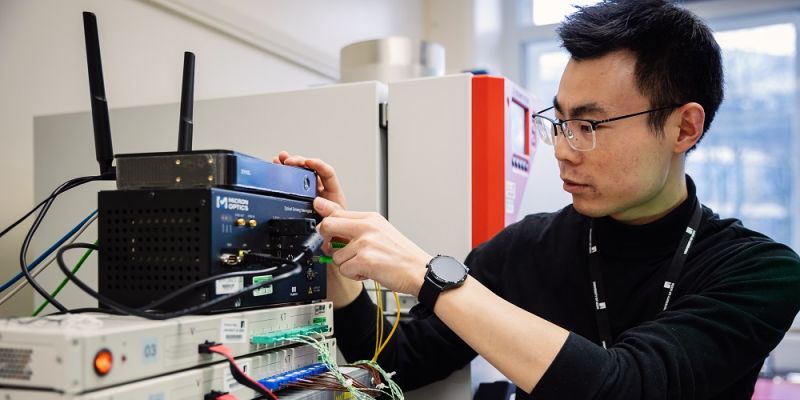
[532,104,680,151]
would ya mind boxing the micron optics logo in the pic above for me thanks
[216,196,249,211]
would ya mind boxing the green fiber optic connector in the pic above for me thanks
[331,241,347,249]
[313,255,334,264]
[313,316,327,325]
[251,324,330,345]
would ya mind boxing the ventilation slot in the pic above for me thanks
[103,207,203,294]
[0,347,33,381]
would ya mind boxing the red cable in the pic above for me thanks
[207,344,279,400]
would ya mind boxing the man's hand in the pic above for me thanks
[315,197,432,297]
[273,151,347,209]
[273,152,361,308]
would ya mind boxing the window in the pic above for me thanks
[687,21,797,249]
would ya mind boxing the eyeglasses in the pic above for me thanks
[532,104,680,151]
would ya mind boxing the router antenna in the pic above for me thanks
[178,52,195,152]
[82,11,115,177]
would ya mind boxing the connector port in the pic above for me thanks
[219,249,249,266]
[219,253,241,266]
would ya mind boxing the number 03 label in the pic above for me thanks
[142,337,159,364]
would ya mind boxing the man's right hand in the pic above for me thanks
[273,151,363,309]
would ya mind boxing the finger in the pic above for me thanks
[277,151,291,164]
[317,217,357,242]
[316,176,325,194]
[337,254,370,281]
[331,241,358,266]
[314,198,375,220]
[314,197,342,217]
[305,158,345,195]
[282,156,307,167]
[317,215,375,242]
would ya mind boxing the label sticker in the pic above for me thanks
[505,181,516,214]
[252,275,274,297]
[223,359,251,391]
[142,337,159,364]
[220,319,248,344]
[215,277,244,294]
[505,181,517,199]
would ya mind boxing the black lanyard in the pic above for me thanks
[587,200,703,349]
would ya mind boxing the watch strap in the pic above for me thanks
[417,275,441,312]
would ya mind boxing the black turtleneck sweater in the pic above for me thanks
[334,178,800,399]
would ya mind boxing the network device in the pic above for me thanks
[115,150,317,199]
[77,12,326,312]
[0,339,346,400]
[0,302,332,394]
[98,187,326,311]
[0,361,373,400]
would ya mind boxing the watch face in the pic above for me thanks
[431,256,467,283]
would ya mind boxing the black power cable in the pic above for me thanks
[19,175,110,313]
[57,241,317,320]
[142,253,296,310]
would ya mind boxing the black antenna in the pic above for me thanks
[178,52,195,152]
[82,11,115,177]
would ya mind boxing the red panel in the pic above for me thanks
[471,76,506,248]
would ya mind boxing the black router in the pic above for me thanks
[82,13,315,199]
[82,12,326,312]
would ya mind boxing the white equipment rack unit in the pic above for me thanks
[1,339,351,400]
[0,302,332,394]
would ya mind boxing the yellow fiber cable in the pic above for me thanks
[373,290,401,362]
[379,284,385,354]
[374,282,382,356]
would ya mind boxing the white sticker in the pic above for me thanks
[142,337,159,364]
[505,181,517,199]
[223,359,251,392]
[215,276,244,294]
[220,319,248,344]
[505,181,516,214]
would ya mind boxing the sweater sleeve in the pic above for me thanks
[532,242,800,399]
[332,222,518,390]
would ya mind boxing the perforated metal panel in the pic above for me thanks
[103,206,204,292]
[0,347,33,381]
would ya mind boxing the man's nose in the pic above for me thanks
[554,132,581,164]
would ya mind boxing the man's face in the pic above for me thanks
[554,50,679,223]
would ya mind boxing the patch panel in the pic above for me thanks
[260,363,329,391]
[251,322,331,346]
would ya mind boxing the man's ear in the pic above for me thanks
[674,102,705,153]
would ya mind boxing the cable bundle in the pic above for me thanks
[287,334,404,400]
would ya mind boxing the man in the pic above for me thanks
[276,0,800,398]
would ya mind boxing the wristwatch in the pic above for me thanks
[410,255,469,319]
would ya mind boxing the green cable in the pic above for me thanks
[288,334,403,400]
[32,240,98,316]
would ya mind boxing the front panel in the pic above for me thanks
[98,188,325,312]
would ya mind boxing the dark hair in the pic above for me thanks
[557,0,723,148]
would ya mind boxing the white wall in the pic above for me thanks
[0,0,423,316]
